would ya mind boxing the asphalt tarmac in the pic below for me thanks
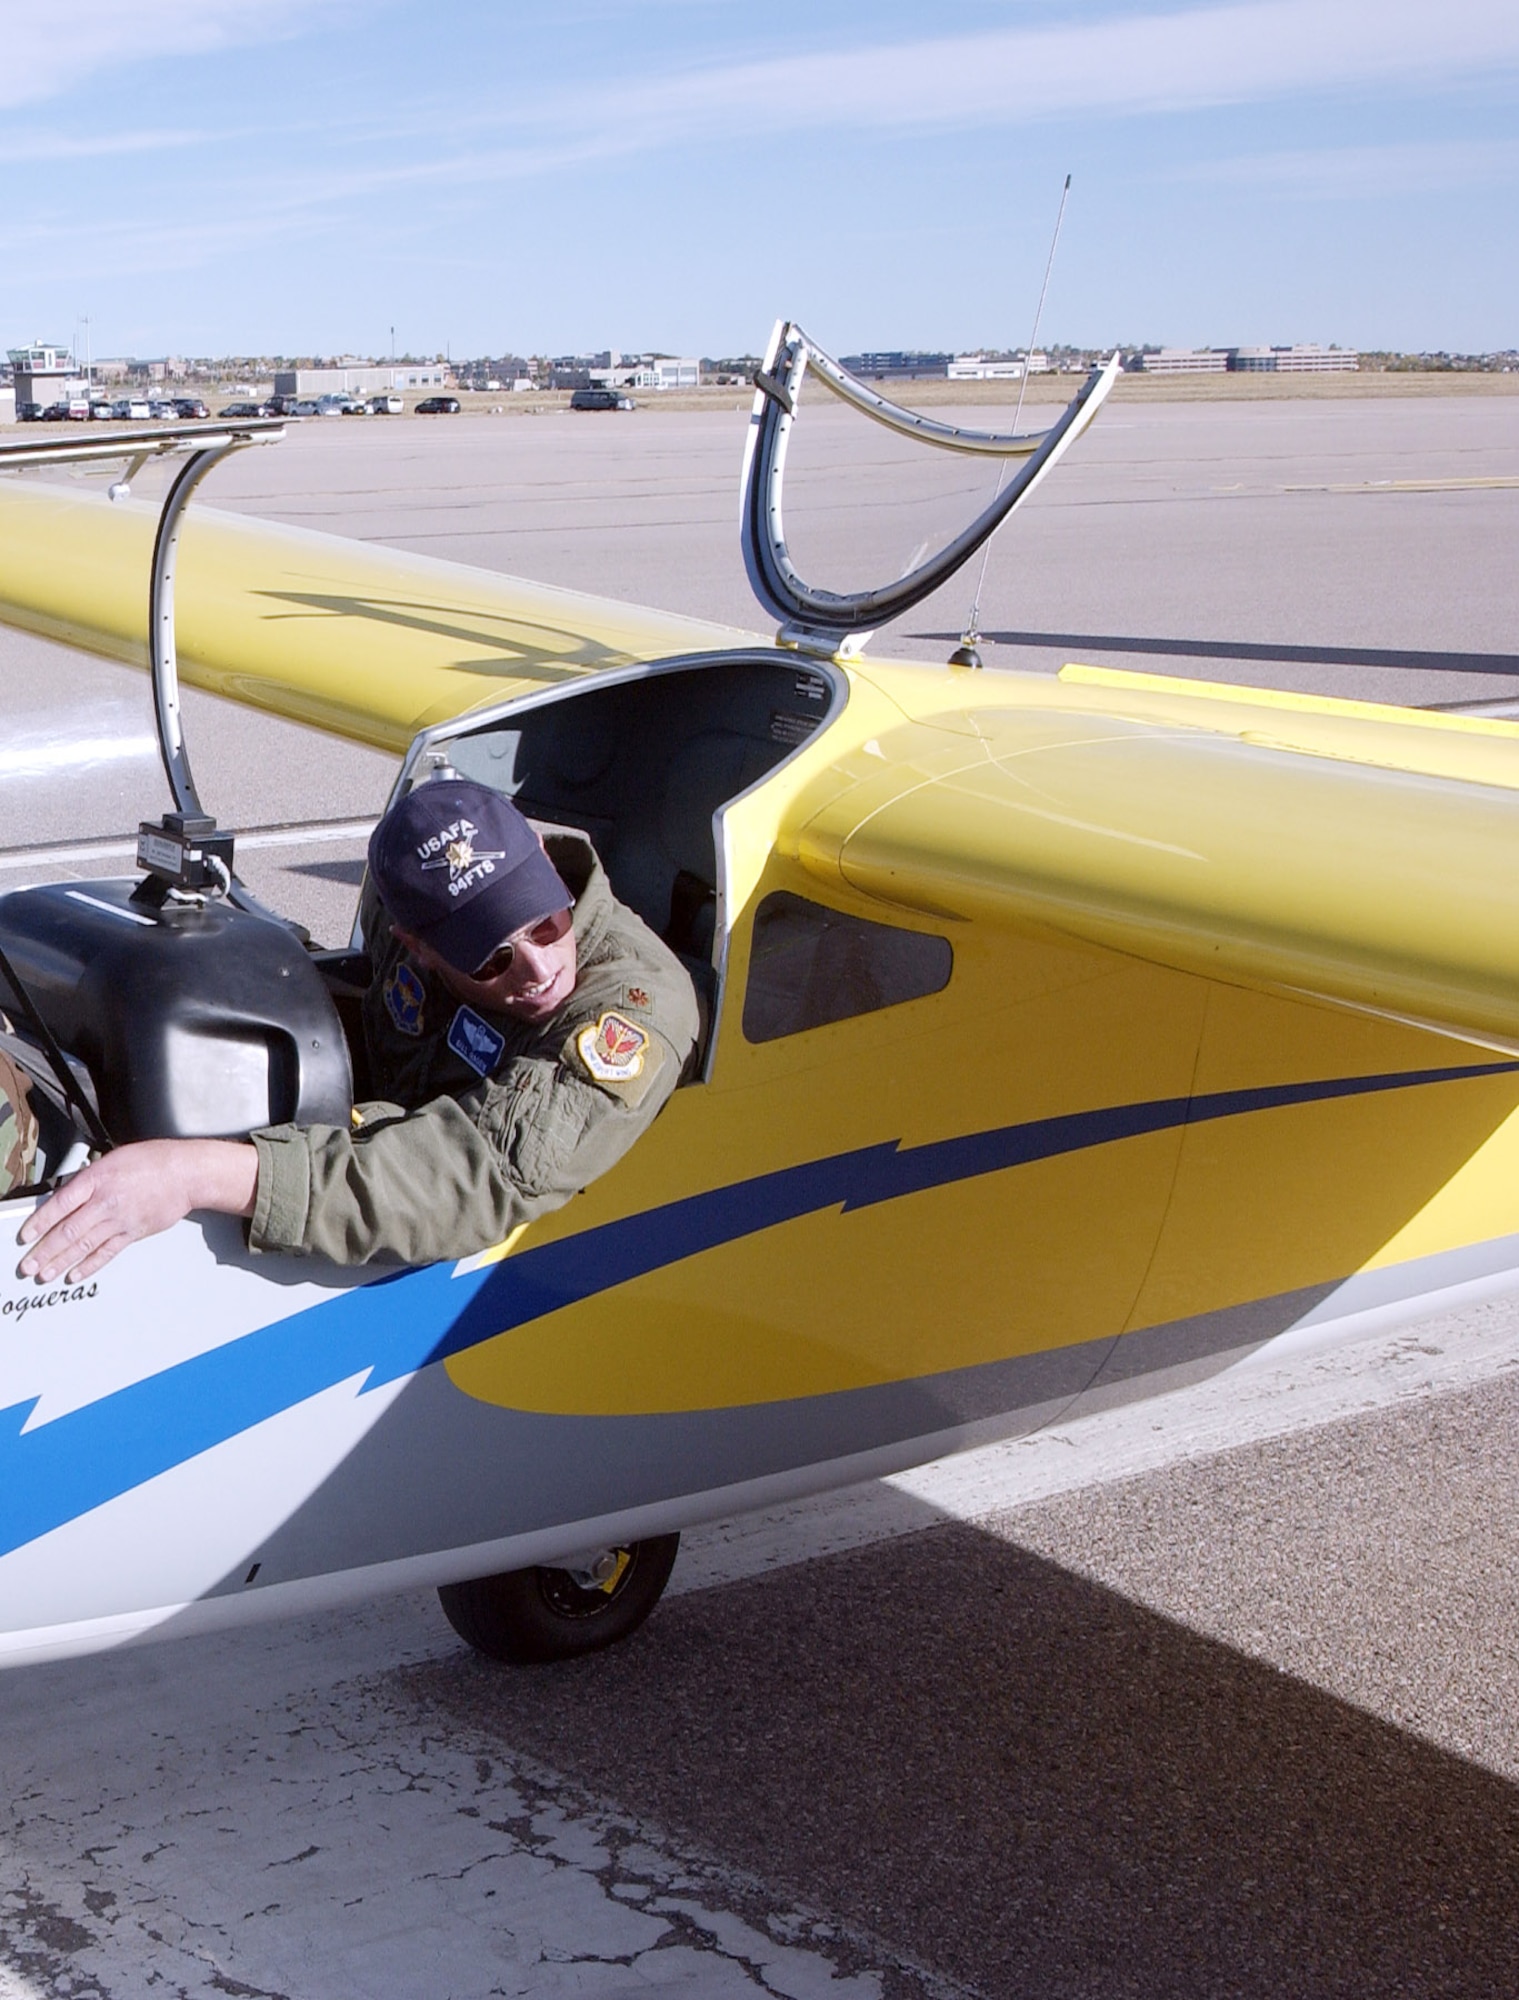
[1,395,1518,1997]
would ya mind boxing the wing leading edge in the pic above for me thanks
[0,481,758,753]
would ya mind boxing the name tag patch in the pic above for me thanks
[448,1005,506,1077]
[576,1011,648,1082]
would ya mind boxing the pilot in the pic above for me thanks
[15,778,699,1278]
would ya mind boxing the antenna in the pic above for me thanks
[950,173,1072,670]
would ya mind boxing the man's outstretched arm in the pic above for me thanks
[18,1140,259,1282]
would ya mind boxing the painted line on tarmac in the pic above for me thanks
[0,818,376,872]
[674,1291,1519,1595]
[1285,475,1519,494]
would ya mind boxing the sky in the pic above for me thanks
[1,0,1515,361]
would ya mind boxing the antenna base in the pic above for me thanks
[948,641,984,670]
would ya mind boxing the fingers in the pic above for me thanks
[45,1233,135,1283]
[14,1139,246,1283]
[19,1175,119,1282]
[17,1166,94,1246]
[18,1156,153,1282]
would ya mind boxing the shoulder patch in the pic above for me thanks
[447,1004,507,1078]
[384,961,426,1037]
[576,1011,648,1081]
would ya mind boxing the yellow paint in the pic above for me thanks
[1057,662,1519,743]
[0,482,759,754]
[5,471,1519,1428]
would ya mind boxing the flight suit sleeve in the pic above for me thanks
[247,1023,687,1266]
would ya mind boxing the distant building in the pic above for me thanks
[840,351,953,381]
[272,364,448,396]
[549,351,701,391]
[7,342,86,408]
[1133,344,1360,375]
[1230,345,1359,373]
[1135,348,1231,374]
[649,357,700,390]
[949,356,1021,381]
[947,351,1050,381]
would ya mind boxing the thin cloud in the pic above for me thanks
[528,0,1519,141]
[280,0,1519,192]
[12,0,1519,292]
[0,0,375,108]
[0,128,210,164]
[1176,138,1519,197]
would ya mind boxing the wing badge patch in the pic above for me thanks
[448,1005,507,1078]
[577,1011,649,1082]
[384,962,426,1037]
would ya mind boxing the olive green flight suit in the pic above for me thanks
[249,833,699,1266]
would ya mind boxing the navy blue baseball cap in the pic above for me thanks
[367,778,572,974]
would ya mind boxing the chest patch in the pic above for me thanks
[384,962,426,1037]
[576,1010,649,1082]
[448,1004,506,1078]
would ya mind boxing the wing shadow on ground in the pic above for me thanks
[402,1515,1519,1998]
[291,859,366,885]
[913,627,1519,684]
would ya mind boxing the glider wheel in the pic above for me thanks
[438,1533,680,1665]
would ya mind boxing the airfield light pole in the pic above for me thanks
[951,173,1072,670]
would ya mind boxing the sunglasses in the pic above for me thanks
[470,907,573,982]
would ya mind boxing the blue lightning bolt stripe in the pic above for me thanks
[1,1057,1513,1559]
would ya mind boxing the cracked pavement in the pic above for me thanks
[4,1298,1519,1997]
[0,1603,921,1999]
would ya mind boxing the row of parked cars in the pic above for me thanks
[220,393,461,418]
[16,387,633,425]
[17,396,211,423]
[13,392,465,425]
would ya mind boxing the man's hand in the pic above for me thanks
[17,1139,259,1282]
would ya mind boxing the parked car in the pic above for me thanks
[39,403,71,422]
[15,403,45,422]
[218,402,268,418]
[111,399,152,421]
[289,400,321,417]
[570,387,636,412]
[415,395,461,414]
[369,394,404,415]
[339,397,369,416]
[148,400,179,420]
[174,398,209,420]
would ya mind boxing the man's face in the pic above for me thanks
[401,907,578,1025]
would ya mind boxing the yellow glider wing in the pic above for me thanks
[0,480,758,754]
[790,680,1519,1056]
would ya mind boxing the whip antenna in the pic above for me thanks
[951,172,1072,669]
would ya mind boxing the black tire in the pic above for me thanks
[437,1533,680,1665]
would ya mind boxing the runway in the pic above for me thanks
[1,395,1517,1996]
